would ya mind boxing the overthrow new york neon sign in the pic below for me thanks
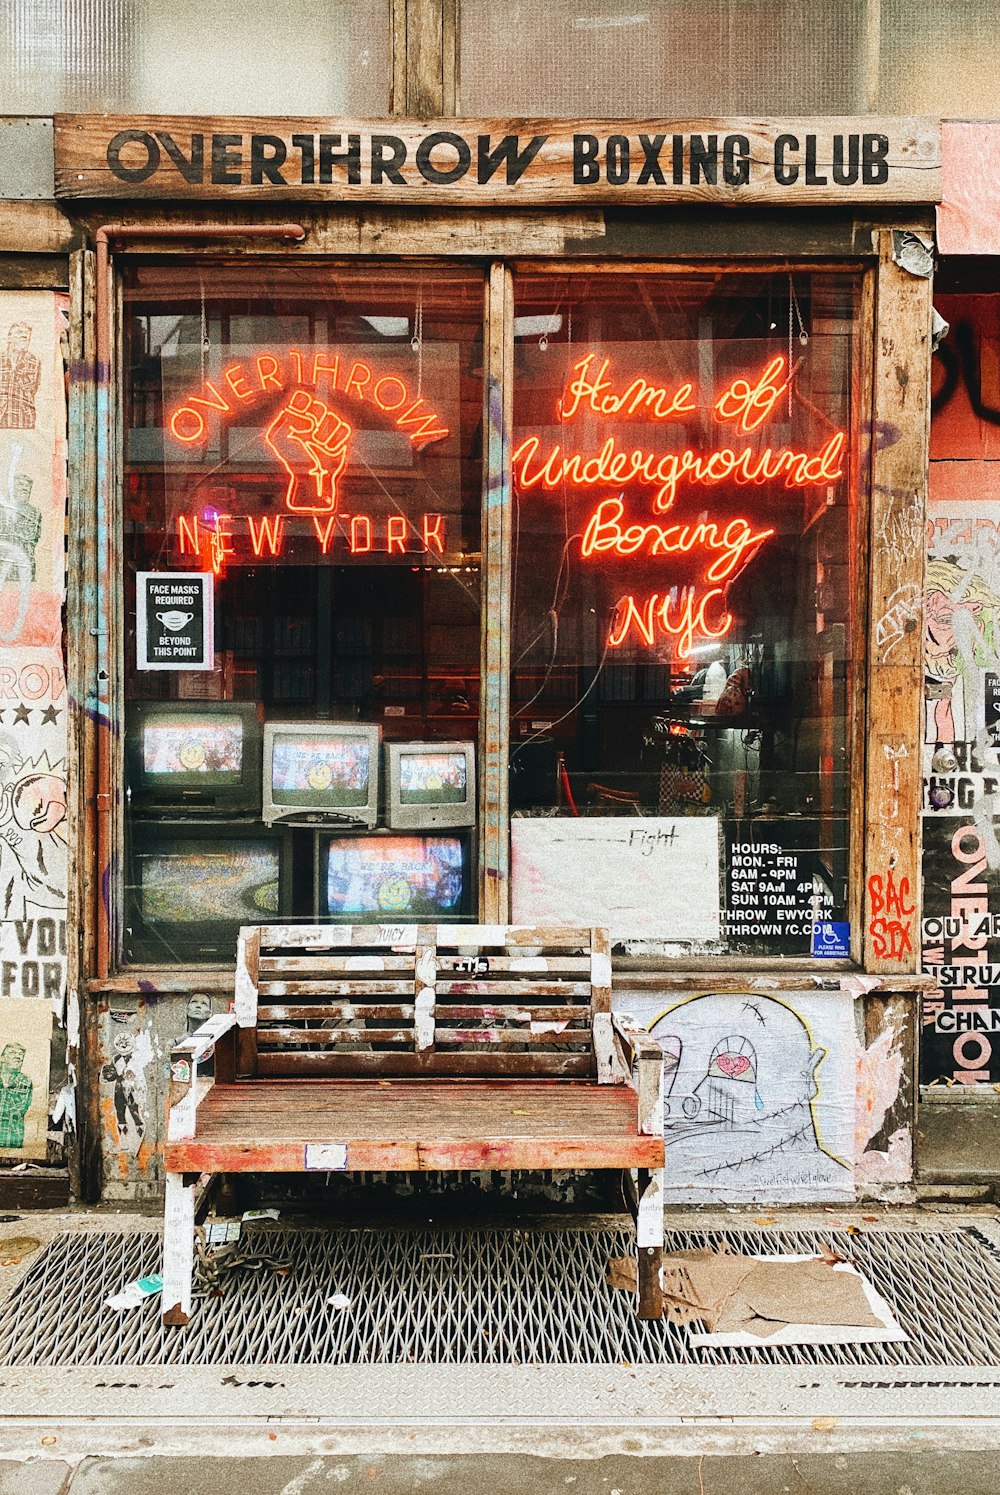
[167,350,451,569]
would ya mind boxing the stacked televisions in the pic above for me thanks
[125,703,475,961]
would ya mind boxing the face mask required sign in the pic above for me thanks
[136,571,214,671]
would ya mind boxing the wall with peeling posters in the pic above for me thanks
[921,294,1000,1085]
[0,291,71,1169]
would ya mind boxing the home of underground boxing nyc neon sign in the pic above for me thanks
[513,352,845,656]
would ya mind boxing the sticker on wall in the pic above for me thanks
[620,989,855,1203]
[0,996,52,1159]
[136,571,214,671]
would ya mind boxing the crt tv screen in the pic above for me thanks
[321,833,467,919]
[385,740,475,829]
[263,722,380,826]
[126,824,289,963]
[127,702,261,810]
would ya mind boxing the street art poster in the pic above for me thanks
[921,813,1000,1085]
[0,292,67,651]
[922,499,1000,1082]
[619,989,855,1203]
[0,996,52,1159]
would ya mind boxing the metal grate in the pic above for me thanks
[3,1225,1000,1368]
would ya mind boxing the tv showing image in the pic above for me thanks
[126,702,261,810]
[322,834,466,919]
[140,842,281,924]
[263,721,380,826]
[385,740,476,830]
[143,716,244,783]
[399,751,467,805]
[125,822,292,964]
[272,734,369,807]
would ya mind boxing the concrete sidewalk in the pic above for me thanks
[5,1451,1000,1494]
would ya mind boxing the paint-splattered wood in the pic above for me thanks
[436,980,592,998]
[255,1049,594,1078]
[257,979,416,998]
[258,955,416,975]
[164,1079,663,1173]
[863,229,931,972]
[54,115,940,206]
[257,1003,415,1021]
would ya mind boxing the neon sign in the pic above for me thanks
[168,350,449,452]
[516,352,847,654]
[177,509,447,573]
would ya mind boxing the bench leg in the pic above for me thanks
[162,1171,196,1327]
[635,1167,664,1320]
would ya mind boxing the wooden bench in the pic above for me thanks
[162,922,665,1325]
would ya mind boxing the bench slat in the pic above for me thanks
[256,1050,593,1077]
[434,1029,589,1046]
[257,1003,415,1022]
[437,980,591,998]
[258,1026,415,1047]
[259,955,417,975]
[434,1004,587,1022]
[258,979,415,998]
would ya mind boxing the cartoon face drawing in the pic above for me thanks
[307,762,333,790]
[648,993,850,1195]
[10,772,66,834]
[179,741,206,771]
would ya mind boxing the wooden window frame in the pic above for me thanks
[71,223,930,991]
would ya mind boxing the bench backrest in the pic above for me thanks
[233,923,614,1081]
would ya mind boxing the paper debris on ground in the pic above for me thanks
[242,1208,280,1222]
[205,1220,243,1245]
[607,1250,907,1346]
[106,1273,163,1311]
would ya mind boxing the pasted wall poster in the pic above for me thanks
[0,291,69,1164]
[0,997,53,1159]
[922,492,1000,1083]
[619,989,856,1204]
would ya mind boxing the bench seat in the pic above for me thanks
[162,923,666,1325]
[164,1078,666,1174]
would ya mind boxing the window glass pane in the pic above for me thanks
[122,263,483,964]
[461,1,868,117]
[509,269,859,958]
[879,1,1000,118]
[3,0,387,114]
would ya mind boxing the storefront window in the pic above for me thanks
[121,263,483,963]
[508,269,860,957]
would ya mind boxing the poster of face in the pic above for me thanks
[0,996,52,1159]
[618,989,856,1203]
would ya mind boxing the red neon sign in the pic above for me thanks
[516,350,847,653]
[177,509,447,572]
[168,351,449,453]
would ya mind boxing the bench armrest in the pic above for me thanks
[170,1012,237,1067]
[612,1012,664,1136]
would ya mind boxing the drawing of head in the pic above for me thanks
[925,559,1000,670]
[10,771,66,835]
[0,1042,26,1080]
[112,1032,134,1060]
[6,323,31,356]
[648,993,847,1187]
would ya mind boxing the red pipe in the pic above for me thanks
[92,221,306,976]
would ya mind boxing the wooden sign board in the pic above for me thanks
[54,115,941,206]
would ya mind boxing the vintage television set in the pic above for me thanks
[125,702,262,813]
[262,721,381,827]
[316,831,471,922]
[384,740,476,830]
[125,820,293,964]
